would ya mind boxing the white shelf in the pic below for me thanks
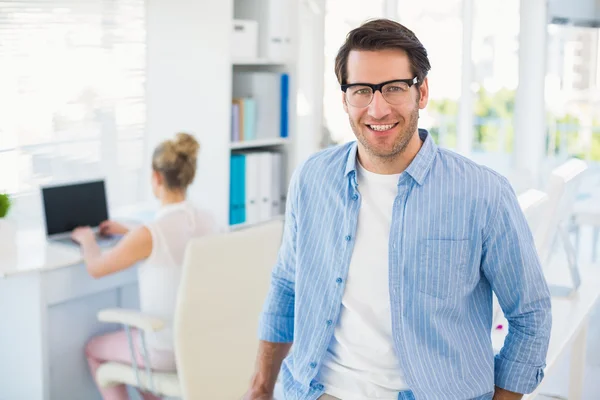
[232,58,288,66]
[230,138,288,150]
[229,214,284,231]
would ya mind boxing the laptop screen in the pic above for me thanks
[42,180,109,236]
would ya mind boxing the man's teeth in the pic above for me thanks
[369,124,395,131]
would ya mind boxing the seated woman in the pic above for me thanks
[71,132,217,400]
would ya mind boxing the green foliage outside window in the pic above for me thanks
[426,88,600,161]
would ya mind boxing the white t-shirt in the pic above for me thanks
[140,201,217,352]
[317,162,408,399]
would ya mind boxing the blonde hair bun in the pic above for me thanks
[152,132,200,189]
[173,132,200,161]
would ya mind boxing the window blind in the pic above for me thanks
[0,0,146,208]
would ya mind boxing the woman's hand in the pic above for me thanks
[99,220,129,236]
[71,226,96,245]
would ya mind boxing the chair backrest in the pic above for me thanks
[533,158,587,264]
[173,220,284,400]
[518,188,549,232]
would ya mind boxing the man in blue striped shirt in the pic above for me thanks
[244,19,551,400]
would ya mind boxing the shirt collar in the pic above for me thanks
[344,128,437,186]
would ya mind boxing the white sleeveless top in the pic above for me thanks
[140,201,217,351]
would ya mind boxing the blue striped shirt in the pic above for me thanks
[259,130,552,400]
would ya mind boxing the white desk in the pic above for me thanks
[492,266,600,399]
[0,205,155,400]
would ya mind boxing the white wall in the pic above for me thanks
[145,0,233,227]
[295,0,326,169]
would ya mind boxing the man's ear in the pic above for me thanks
[418,77,429,110]
[342,92,349,114]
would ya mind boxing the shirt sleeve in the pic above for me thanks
[257,166,300,343]
[482,177,552,394]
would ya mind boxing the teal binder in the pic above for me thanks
[229,154,247,225]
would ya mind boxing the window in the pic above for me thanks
[547,25,600,162]
[396,0,464,149]
[0,0,146,220]
[323,0,385,145]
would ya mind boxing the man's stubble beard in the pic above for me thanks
[350,103,419,164]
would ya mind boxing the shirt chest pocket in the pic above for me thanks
[418,239,470,299]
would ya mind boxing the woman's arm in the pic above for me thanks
[72,226,153,278]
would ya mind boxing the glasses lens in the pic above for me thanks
[382,81,411,105]
[346,85,373,107]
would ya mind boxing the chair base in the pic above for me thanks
[97,362,181,397]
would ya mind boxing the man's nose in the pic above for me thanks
[367,90,392,119]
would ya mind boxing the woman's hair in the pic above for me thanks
[152,132,200,190]
[334,18,431,87]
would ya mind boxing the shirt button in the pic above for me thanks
[326,319,333,325]
[345,235,351,241]
[310,362,317,369]
[352,194,358,200]
[336,277,342,284]
[317,384,324,390]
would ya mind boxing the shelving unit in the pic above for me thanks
[227,0,297,229]
[145,0,321,230]
[232,58,288,66]
[229,214,285,231]
[230,138,288,150]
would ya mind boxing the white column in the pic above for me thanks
[145,0,232,227]
[512,0,548,191]
[295,0,325,171]
[457,0,474,157]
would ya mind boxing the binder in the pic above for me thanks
[231,103,240,142]
[280,74,289,138]
[243,98,256,141]
[271,152,284,216]
[244,152,260,224]
[232,98,245,141]
[229,155,236,224]
[229,154,246,225]
[258,152,273,221]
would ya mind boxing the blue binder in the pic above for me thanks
[280,73,289,138]
[229,156,237,225]
[237,154,246,224]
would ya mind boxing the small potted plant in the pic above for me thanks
[0,193,10,218]
[0,193,15,247]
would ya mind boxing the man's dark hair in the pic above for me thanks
[335,19,431,87]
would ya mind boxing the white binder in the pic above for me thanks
[244,153,260,224]
[258,152,273,221]
[271,152,284,216]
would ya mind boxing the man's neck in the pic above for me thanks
[358,131,423,175]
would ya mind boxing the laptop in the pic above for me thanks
[41,180,120,248]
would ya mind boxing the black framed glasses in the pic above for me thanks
[341,77,418,108]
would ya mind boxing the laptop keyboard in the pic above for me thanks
[52,234,120,249]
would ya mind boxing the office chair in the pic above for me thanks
[174,219,283,399]
[94,219,284,399]
[533,158,587,296]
